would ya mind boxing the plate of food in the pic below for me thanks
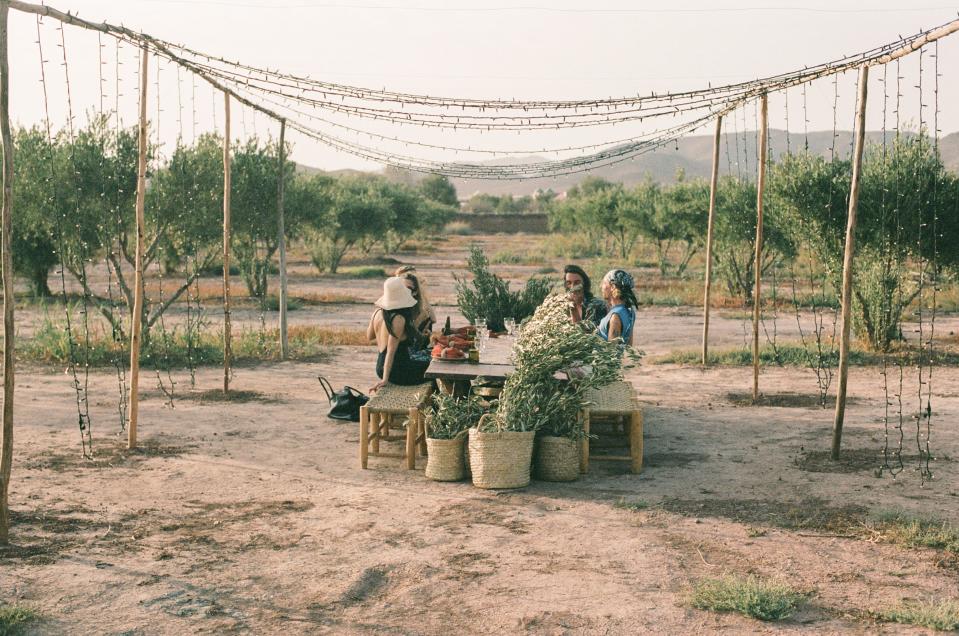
[431,345,468,362]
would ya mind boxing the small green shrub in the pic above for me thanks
[18,320,346,367]
[491,249,545,265]
[261,295,305,312]
[691,575,806,622]
[871,511,959,553]
[444,221,473,235]
[878,599,959,632]
[541,233,605,259]
[653,344,959,367]
[198,260,240,277]
[339,266,386,279]
[0,604,40,635]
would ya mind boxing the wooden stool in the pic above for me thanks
[581,381,643,474]
[359,382,433,470]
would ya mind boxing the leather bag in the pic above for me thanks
[317,376,369,422]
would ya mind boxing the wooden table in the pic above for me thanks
[424,336,514,384]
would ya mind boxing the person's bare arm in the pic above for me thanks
[608,313,623,341]
[366,313,377,342]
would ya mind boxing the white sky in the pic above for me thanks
[7,0,959,173]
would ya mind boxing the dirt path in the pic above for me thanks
[2,341,957,633]
[3,233,958,633]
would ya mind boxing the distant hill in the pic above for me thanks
[293,163,369,179]
[295,129,959,197]
[450,130,959,197]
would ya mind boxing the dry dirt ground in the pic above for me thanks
[2,234,959,634]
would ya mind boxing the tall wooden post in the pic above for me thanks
[752,95,768,402]
[0,0,17,543]
[832,64,869,459]
[276,119,288,360]
[127,45,149,450]
[702,115,723,366]
[222,93,232,393]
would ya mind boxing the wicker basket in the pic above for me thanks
[534,435,580,482]
[425,434,467,482]
[468,428,535,489]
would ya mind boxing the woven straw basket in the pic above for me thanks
[425,434,467,482]
[468,427,535,489]
[534,435,580,482]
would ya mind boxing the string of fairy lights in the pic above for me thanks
[14,1,959,179]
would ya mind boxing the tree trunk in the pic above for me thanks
[30,265,51,297]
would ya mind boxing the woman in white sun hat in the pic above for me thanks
[366,276,431,393]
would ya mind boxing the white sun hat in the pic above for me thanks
[375,276,417,310]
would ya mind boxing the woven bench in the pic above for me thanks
[581,380,643,474]
[359,382,433,470]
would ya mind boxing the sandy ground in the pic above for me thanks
[2,234,959,634]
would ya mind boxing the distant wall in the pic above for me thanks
[452,213,548,234]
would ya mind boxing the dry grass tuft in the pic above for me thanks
[691,575,807,621]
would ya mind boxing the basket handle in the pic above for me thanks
[477,412,503,433]
[316,376,335,403]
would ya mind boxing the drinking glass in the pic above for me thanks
[504,317,516,336]
[474,317,487,331]
[477,327,489,352]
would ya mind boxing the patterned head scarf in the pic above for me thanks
[604,269,634,293]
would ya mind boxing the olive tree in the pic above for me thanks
[769,134,959,350]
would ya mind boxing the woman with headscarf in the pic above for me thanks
[366,276,430,393]
[597,269,638,346]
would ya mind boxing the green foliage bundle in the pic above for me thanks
[424,393,484,440]
[485,293,630,437]
[454,245,553,333]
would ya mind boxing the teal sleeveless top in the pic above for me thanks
[598,304,635,344]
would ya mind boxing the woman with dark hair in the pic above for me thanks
[367,276,430,392]
[563,264,607,326]
[598,269,638,345]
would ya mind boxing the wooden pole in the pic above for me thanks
[222,92,232,393]
[702,115,723,366]
[0,0,17,543]
[752,95,768,403]
[277,119,288,360]
[832,64,869,460]
[127,46,149,450]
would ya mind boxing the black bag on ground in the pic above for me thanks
[318,376,369,422]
